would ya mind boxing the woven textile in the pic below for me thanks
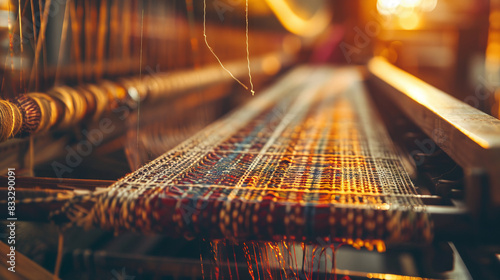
[83,67,432,243]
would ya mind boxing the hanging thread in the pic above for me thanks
[245,0,254,95]
[203,0,255,95]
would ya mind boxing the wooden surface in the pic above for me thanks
[0,176,115,191]
[0,177,114,222]
[368,57,500,221]
[0,241,57,280]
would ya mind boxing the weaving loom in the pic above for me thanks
[74,66,432,244]
[0,0,500,279]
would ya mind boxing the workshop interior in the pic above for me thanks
[0,0,499,279]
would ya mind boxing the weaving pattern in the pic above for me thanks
[81,67,432,243]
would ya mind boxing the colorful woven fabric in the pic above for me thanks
[81,67,432,243]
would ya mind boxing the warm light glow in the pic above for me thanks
[491,11,500,29]
[0,0,9,10]
[486,42,500,62]
[261,54,281,75]
[251,0,273,15]
[401,0,421,7]
[265,0,331,38]
[377,0,401,16]
[486,6,500,119]
[377,0,437,19]
[398,12,421,30]
[369,57,495,149]
[421,0,437,12]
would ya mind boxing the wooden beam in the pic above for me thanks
[0,176,114,191]
[368,57,500,222]
[0,241,58,280]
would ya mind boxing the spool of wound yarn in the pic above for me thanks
[84,84,109,121]
[0,100,23,142]
[27,93,60,134]
[47,87,87,129]
[13,95,42,134]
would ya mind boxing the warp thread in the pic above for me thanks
[55,67,433,244]
[0,48,272,143]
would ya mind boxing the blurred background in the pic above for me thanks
[0,0,498,179]
[0,1,499,279]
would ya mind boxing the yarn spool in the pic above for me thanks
[143,75,162,101]
[119,77,149,103]
[74,86,97,121]
[13,95,42,134]
[0,100,23,142]
[100,81,129,110]
[27,93,60,134]
[47,86,88,129]
[84,84,109,121]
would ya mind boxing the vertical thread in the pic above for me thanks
[137,8,144,156]
[245,0,254,95]
[18,0,24,92]
[55,0,71,85]
[203,0,254,94]
[53,231,64,280]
